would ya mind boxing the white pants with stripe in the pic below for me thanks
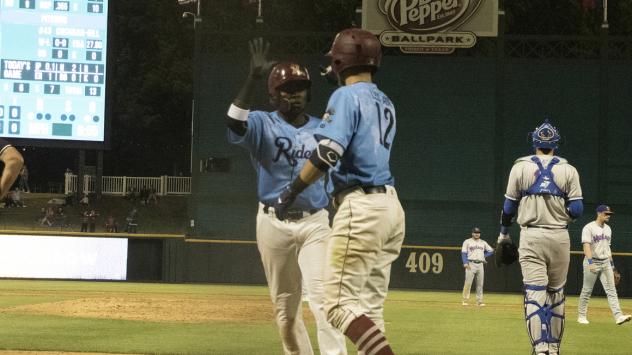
[462,262,485,304]
[257,204,347,355]
[578,258,623,321]
[323,186,406,334]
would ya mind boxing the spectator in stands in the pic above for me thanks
[80,193,89,205]
[125,187,136,201]
[80,210,90,232]
[148,188,159,205]
[140,186,150,205]
[41,206,55,226]
[88,209,99,232]
[125,207,138,233]
[56,207,67,227]
[0,138,24,201]
[18,165,30,193]
[2,190,16,208]
[105,215,118,233]
[12,189,25,207]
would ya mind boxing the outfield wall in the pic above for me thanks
[2,232,630,298]
[167,240,632,298]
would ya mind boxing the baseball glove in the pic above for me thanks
[614,268,621,286]
[495,236,519,267]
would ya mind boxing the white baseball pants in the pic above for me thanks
[323,186,405,334]
[256,204,347,355]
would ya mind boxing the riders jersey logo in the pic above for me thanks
[273,137,312,167]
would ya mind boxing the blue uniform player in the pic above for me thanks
[226,38,347,355]
[274,28,405,355]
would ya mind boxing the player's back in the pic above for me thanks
[326,82,396,193]
[506,155,582,228]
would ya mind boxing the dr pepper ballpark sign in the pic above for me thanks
[363,0,498,54]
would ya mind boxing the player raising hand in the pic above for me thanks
[225,38,347,355]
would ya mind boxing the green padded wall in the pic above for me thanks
[190,43,632,251]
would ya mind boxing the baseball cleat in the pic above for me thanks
[462,301,468,306]
[477,303,485,307]
[616,314,631,325]
[577,317,589,324]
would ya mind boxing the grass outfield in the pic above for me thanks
[0,280,630,354]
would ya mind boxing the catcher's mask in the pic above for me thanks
[530,119,561,150]
[267,62,311,115]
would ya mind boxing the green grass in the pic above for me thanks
[0,280,630,354]
[0,193,188,234]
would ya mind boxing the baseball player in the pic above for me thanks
[225,38,347,355]
[498,120,583,355]
[273,28,404,355]
[577,204,631,325]
[461,227,493,306]
[0,138,24,199]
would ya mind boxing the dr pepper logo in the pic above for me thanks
[378,0,483,33]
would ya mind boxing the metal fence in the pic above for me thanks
[64,174,191,196]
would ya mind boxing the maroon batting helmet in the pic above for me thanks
[267,62,311,97]
[327,28,382,75]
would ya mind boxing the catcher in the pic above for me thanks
[577,204,631,325]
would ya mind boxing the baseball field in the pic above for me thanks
[0,279,629,355]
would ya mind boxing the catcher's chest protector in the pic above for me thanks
[524,156,565,197]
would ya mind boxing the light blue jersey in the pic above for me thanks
[228,111,328,210]
[315,82,395,194]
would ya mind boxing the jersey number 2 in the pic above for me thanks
[375,103,394,149]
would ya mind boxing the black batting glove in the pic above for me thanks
[248,38,276,79]
[274,186,297,220]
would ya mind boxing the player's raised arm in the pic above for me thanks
[0,139,25,199]
[226,37,275,136]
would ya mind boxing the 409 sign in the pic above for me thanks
[405,251,443,274]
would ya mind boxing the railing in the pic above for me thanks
[64,174,191,196]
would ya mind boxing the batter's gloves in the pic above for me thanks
[273,185,297,220]
[248,37,276,79]
[614,268,622,286]
[494,234,519,267]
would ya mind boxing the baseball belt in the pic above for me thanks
[523,225,568,230]
[334,185,387,206]
[469,260,484,264]
[262,204,321,221]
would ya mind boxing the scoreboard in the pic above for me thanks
[0,0,108,146]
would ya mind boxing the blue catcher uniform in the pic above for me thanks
[228,109,347,355]
[315,82,405,338]
[500,120,583,355]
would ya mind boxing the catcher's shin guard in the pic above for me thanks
[547,286,565,354]
[524,285,566,353]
